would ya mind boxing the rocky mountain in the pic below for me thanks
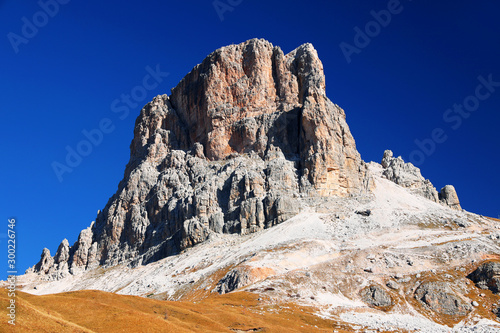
[16,39,500,332]
[29,38,375,276]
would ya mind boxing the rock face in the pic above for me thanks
[29,39,372,277]
[414,281,471,316]
[381,150,460,210]
[468,261,500,294]
[168,39,370,195]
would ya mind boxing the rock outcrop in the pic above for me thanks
[381,150,440,202]
[32,249,54,274]
[468,261,500,294]
[213,266,276,294]
[360,285,393,308]
[381,150,461,210]
[439,185,461,210]
[29,39,372,277]
[414,281,471,317]
[53,239,69,265]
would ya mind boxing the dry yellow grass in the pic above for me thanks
[0,289,359,332]
[4,261,500,331]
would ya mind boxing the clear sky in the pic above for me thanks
[1,0,499,278]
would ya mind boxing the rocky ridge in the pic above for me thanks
[381,149,461,210]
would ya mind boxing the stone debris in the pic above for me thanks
[355,209,371,216]
[386,280,400,290]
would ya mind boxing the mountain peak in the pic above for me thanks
[28,39,372,275]
[167,38,327,160]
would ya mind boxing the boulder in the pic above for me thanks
[386,280,400,290]
[213,266,275,294]
[414,281,471,316]
[213,267,252,294]
[360,285,393,308]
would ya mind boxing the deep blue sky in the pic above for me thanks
[1,0,499,278]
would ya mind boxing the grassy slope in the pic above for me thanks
[0,289,356,333]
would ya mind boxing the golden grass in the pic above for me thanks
[0,289,358,332]
[4,260,500,332]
